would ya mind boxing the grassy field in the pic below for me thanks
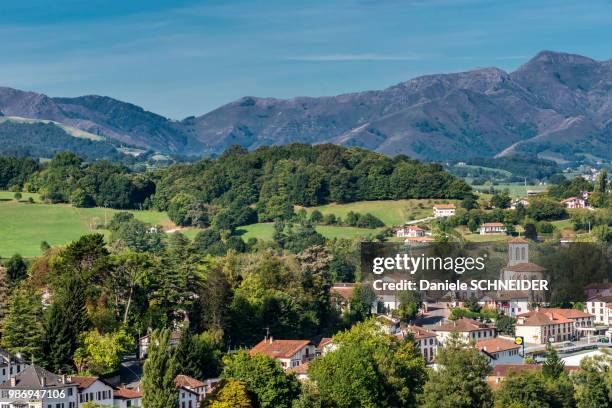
[235,222,382,241]
[300,199,458,226]
[0,199,172,258]
[470,183,547,198]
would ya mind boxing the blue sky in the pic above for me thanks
[2,0,612,118]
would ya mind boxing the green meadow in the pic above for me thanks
[300,199,457,226]
[0,198,171,258]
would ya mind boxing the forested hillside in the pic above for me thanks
[0,121,124,160]
[0,144,471,230]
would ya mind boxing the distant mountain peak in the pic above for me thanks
[0,50,610,161]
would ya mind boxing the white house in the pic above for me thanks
[176,375,207,408]
[0,365,79,407]
[515,309,579,344]
[561,196,588,209]
[479,222,506,235]
[476,338,522,366]
[287,362,310,381]
[584,282,612,300]
[250,339,315,370]
[586,295,612,325]
[139,331,181,359]
[376,315,401,335]
[316,338,336,356]
[431,318,496,345]
[406,326,438,363]
[113,387,142,407]
[433,204,456,218]
[72,376,114,407]
[0,349,28,385]
[395,225,425,238]
[510,198,529,210]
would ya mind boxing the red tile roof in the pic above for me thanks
[476,338,520,353]
[543,308,593,319]
[407,326,436,339]
[175,374,206,389]
[433,204,456,209]
[287,362,309,375]
[432,318,493,333]
[509,237,529,244]
[71,376,98,390]
[318,338,333,348]
[516,310,572,325]
[481,222,505,227]
[505,262,546,272]
[330,284,356,300]
[114,388,143,399]
[250,339,311,359]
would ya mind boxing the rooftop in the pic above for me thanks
[406,325,436,339]
[516,309,573,325]
[175,374,206,389]
[0,365,74,389]
[476,338,520,353]
[250,339,311,359]
[71,376,100,390]
[433,204,456,209]
[481,222,505,227]
[432,318,493,333]
[114,387,143,399]
[505,262,546,273]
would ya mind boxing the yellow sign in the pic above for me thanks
[515,336,523,345]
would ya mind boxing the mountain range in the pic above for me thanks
[1,50,611,161]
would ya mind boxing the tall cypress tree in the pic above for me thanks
[41,277,89,373]
[142,329,179,407]
[1,285,43,361]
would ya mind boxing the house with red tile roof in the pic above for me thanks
[476,338,522,366]
[176,374,207,406]
[515,309,585,344]
[561,196,588,209]
[433,204,456,218]
[395,225,426,238]
[113,387,143,408]
[406,326,438,363]
[72,375,114,407]
[250,338,315,370]
[287,362,310,381]
[431,318,496,344]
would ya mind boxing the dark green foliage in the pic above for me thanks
[41,277,89,373]
[495,315,516,336]
[175,330,223,380]
[5,253,28,286]
[526,198,567,221]
[108,216,166,254]
[490,191,511,209]
[142,329,179,408]
[548,176,593,200]
[0,121,123,161]
[420,332,493,408]
[154,144,471,228]
[222,350,300,408]
[309,319,426,408]
[542,345,565,380]
[0,156,40,190]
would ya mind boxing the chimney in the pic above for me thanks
[10,377,16,387]
[482,346,487,351]
[41,376,46,387]
[62,374,67,384]
[269,337,273,344]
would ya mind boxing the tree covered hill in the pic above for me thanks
[0,121,125,161]
[0,144,471,230]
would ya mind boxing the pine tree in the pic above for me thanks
[41,302,74,373]
[1,285,44,361]
[542,344,565,379]
[142,329,179,408]
[41,277,89,373]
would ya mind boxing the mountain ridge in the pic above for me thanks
[1,50,610,161]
